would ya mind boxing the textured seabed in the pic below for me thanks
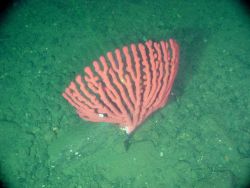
[0,0,249,187]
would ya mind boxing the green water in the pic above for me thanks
[0,0,249,187]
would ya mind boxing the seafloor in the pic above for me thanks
[0,0,249,187]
